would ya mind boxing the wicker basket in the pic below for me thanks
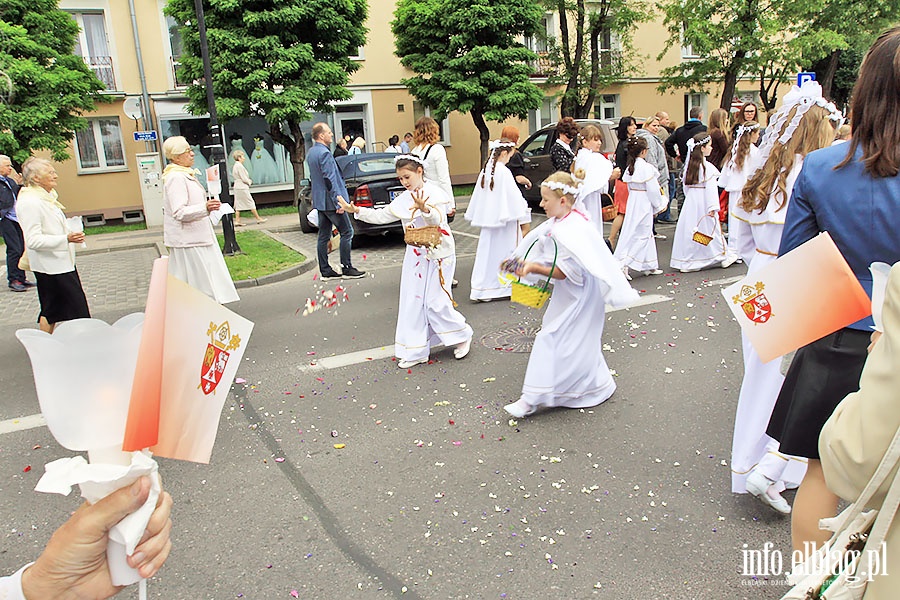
[692,214,716,246]
[404,208,443,248]
[510,237,557,309]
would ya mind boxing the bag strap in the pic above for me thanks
[519,236,558,292]
[422,144,434,160]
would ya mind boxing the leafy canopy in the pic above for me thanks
[393,0,543,148]
[0,0,108,164]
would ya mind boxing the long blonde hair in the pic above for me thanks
[741,104,835,213]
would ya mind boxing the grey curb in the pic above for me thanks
[234,259,315,288]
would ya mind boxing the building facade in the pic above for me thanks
[53,0,785,223]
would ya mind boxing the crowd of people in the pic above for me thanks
[2,25,899,599]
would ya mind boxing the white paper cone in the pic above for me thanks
[870,262,892,332]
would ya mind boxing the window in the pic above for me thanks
[165,15,189,88]
[525,13,554,54]
[684,93,707,121]
[75,117,126,172]
[71,12,116,90]
[529,97,557,133]
[412,102,450,145]
[594,94,619,120]
[680,23,699,59]
[349,46,365,61]
[520,132,549,157]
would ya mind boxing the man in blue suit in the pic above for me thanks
[308,123,365,279]
[0,155,33,292]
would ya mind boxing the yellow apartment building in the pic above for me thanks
[53,0,784,223]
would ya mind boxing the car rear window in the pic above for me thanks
[354,157,397,174]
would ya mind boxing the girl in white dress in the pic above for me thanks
[503,170,639,418]
[465,140,531,301]
[719,121,761,264]
[573,125,615,234]
[338,155,473,369]
[670,133,739,272]
[614,136,667,279]
[730,89,840,514]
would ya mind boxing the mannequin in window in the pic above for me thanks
[249,136,280,184]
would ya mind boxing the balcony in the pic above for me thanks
[530,52,559,78]
[84,55,116,90]
[170,56,191,88]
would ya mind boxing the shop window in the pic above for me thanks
[75,117,126,172]
[412,102,450,145]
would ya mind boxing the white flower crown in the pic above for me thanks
[686,135,711,153]
[541,180,581,196]
[394,153,426,166]
[489,139,516,151]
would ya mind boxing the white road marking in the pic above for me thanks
[0,413,46,435]
[297,345,396,372]
[704,275,744,287]
[451,230,480,239]
[609,293,672,313]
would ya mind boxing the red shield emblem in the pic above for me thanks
[200,343,230,395]
[741,293,772,324]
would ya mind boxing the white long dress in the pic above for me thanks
[354,182,473,362]
[670,162,727,271]
[250,139,281,184]
[719,145,760,263]
[731,159,807,494]
[508,210,639,413]
[573,148,613,234]
[614,158,666,272]
[465,161,531,300]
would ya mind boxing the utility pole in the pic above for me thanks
[194,0,241,255]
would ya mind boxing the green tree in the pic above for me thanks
[544,0,649,118]
[393,0,543,164]
[165,0,367,204]
[0,0,108,165]
[657,0,821,111]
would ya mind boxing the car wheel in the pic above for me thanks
[298,198,314,233]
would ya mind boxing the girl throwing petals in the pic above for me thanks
[465,139,531,301]
[503,171,638,418]
[338,155,473,368]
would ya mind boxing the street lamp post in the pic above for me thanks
[193,0,241,255]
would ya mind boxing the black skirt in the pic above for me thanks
[34,269,91,325]
[766,327,870,459]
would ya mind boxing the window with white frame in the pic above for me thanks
[529,97,558,133]
[680,23,699,59]
[684,93,707,121]
[412,102,450,145]
[70,11,116,90]
[525,12,554,54]
[75,117,126,172]
[164,15,189,88]
[594,94,619,120]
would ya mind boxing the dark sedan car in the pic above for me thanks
[517,119,617,207]
[298,153,405,237]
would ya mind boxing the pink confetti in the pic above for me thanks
[290,591,299,598]
[235,377,246,384]
[275,457,285,463]
[362,254,367,260]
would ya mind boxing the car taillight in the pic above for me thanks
[354,184,374,208]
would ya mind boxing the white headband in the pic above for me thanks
[394,153,425,167]
[729,122,761,158]
[541,180,581,196]
[489,140,516,151]
[686,135,711,153]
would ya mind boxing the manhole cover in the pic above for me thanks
[480,326,540,353]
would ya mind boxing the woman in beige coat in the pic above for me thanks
[819,261,900,599]
[231,150,265,226]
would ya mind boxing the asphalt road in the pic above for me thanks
[0,224,794,599]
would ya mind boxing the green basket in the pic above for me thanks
[510,237,557,309]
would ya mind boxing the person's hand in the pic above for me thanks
[21,476,173,599]
[611,167,621,180]
[411,189,430,214]
[515,175,532,190]
[868,330,883,354]
[205,199,221,213]
[67,232,85,244]
[515,261,535,278]
[336,196,357,214]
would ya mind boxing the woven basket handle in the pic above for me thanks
[694,213,716,235]
[519,236,558,292]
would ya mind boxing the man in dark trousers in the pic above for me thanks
[308,123,365,279]
[0,155,32,292]
[665,106,708,162]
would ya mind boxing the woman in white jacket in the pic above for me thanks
[16,158,89,333]
[410,117,455,216]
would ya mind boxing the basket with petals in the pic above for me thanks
[404,207,443,248]
[510,238,557,309]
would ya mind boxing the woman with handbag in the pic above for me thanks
[338,155,473,369]
[766,27,900,557]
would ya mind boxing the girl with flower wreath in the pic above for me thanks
[718,120,761,264]
[502,170,638,418]
[465,139,531,301]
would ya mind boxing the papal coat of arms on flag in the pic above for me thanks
[201,320,242,395]
[733,282,772,324]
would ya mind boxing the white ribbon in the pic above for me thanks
[686,135,711,154]
[488,139,516,151]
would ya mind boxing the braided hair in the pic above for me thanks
[478,142,514,190]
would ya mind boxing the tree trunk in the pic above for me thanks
[720,68,739,111]
[559,0,586,120]
[471,110,491,166]
[819,49,841,99]
[269,120,306,207]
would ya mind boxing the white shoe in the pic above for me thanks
[622,266,632,281]
[679,268,700,273]
[454,337,472,359]
[644,269,663,276]
[745,470,792,515]
[503,399,536,418]
[653,233,667,240]
[398,358,428,369]
[721,253,739,268]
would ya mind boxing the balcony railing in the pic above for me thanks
[84,55,116,90]
[530,49,623,79]
[530,53,559,78]
[170,56,190,88]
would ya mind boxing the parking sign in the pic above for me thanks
[797,72,816,86]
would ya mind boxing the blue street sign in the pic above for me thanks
[133,130,158,142]
[797,72,816,86]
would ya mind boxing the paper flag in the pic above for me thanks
[721,232,871,363]
[123,257,253,463]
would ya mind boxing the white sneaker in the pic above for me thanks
[622,266,632,281]
[454,337,472,359]
[721,253,739,268]
[653,233,667,240]
[398,358,428,369]
[503,399,536,418]
[745,470,792,515]
[644,269,663,276]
